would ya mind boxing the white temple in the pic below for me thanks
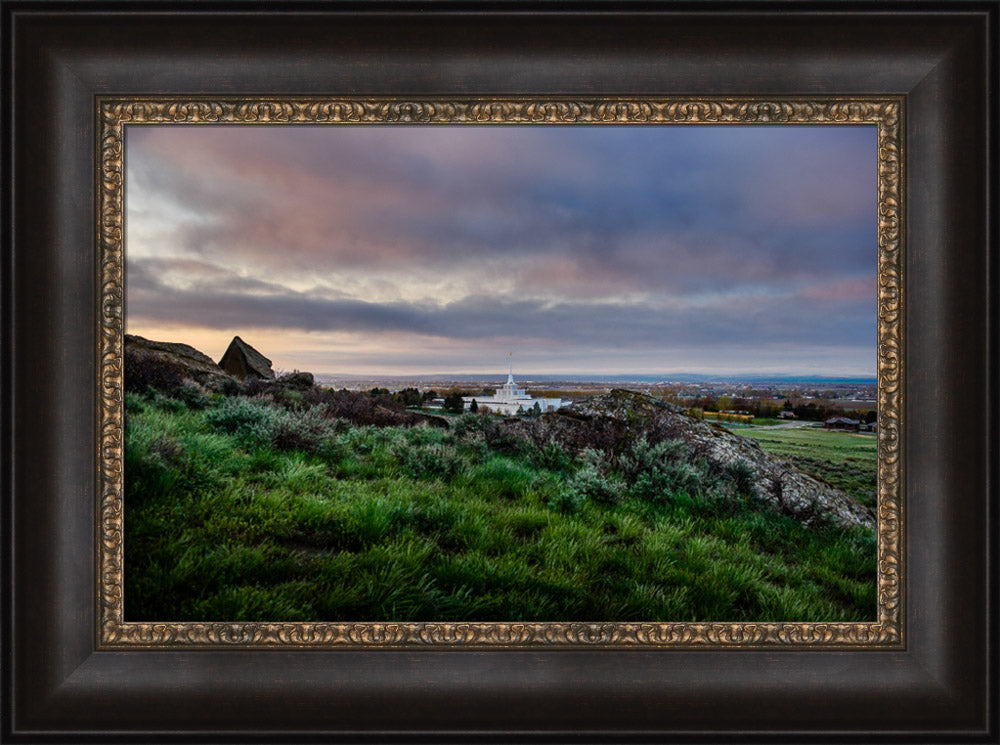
[462,359,562,416]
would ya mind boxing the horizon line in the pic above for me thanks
[309,371,878,381]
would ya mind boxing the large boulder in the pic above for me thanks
[219,336,275,380]
[409,412,451,429]
[273,371,315,390]
[124,334,233,388]
[555,389,875,531]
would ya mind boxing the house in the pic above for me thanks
[777,410,797,420]
[824,416,860,432]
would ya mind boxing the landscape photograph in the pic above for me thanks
[122,122,879,623]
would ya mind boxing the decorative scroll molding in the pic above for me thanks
[97,97,903,648]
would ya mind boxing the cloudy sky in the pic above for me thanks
[124,123,877,377]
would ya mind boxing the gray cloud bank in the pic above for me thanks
[125,123,877,374]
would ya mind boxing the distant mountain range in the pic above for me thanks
[314,372,877,387]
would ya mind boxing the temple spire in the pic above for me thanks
[507,351,515,385]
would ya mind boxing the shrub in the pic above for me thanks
[726,459,759,501]
[242,377,273,397]
[463,437,491,464]
[482,422,524,456]
[124,392,146,413]
[766,468,792,515]
[617,437,686,482]
[300,387,420,427]
[271,388,306,411]
[629,462,704,504]
[454,412,523,455]
[453,412,490,439]
[559,461,625,507]
[250,406,337,453]
[151,391,186,413]
[215,376,244,396]
[532,441,571,472]
[394,445,462,481]
[403,426,450,448]
[205,396,338,454]
[512,414,641,460]
[617,437,709,504]
[175,380,211,409]
[205,396,273,434]
[547,487,587,515]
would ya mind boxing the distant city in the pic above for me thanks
[315,372,876,387]
[313,371,877,420]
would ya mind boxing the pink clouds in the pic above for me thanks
[125,124,877,375]
[797,277,875,303]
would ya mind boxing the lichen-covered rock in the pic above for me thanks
[274,371,315,390]
[559,389,875,531]
[562,388,684,420]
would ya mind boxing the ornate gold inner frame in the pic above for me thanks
[98,97,903,648]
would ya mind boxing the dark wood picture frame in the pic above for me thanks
[97,95,902,649]
[2,2,996,741]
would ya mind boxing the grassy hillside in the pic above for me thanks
[739,428,877,508]
[124,389,876,623]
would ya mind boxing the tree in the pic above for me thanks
[443,391,465,414]
[393,387,423,408]
[469,399,479,413]
[531,401,542,418]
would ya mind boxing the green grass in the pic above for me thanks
[739,427,877,508]
[124,390,876,623]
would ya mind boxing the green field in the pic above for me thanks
[124,389,876,623]
[738,427,877,508]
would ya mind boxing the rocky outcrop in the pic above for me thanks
[557,389,875,531]
[126,334,328,398]
[563,388,685,420]
[411,412,451,429]
[124,334,233,388]
[273,371,315,390]
[219,336,275,380]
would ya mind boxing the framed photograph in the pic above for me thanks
[3,2,996,741]
[105,100,898,648]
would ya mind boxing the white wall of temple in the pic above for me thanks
[460,369,561,415]
[461,395,562,415]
